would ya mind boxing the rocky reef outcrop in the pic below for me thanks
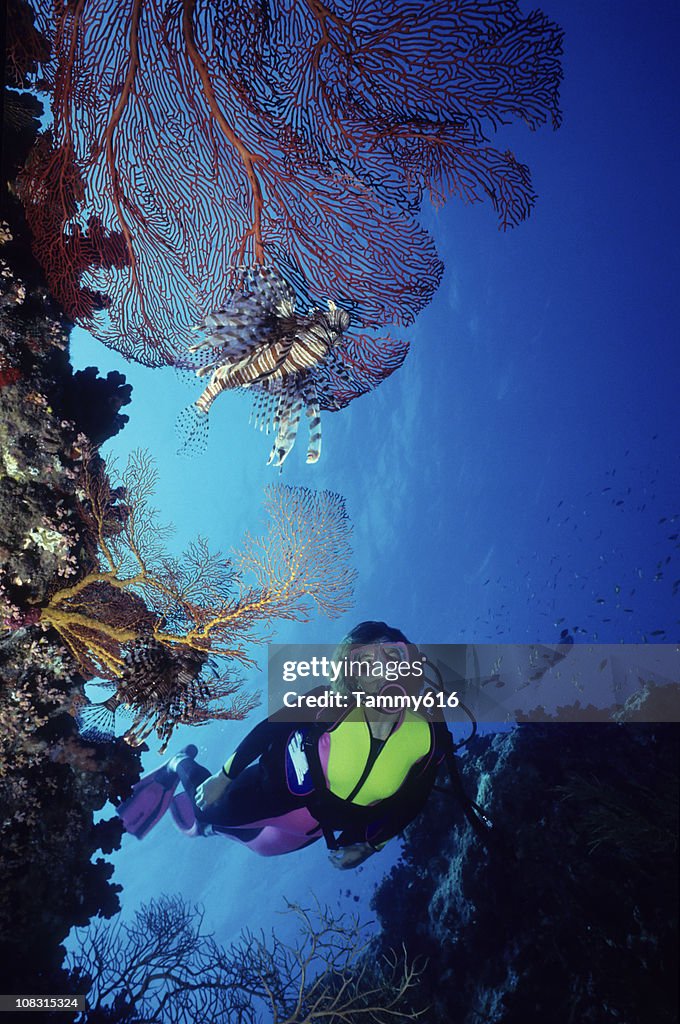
[372,717,678,1024]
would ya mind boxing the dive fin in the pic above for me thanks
[116,765,180,839]
[117,745,199,839]
[170,792,203,837]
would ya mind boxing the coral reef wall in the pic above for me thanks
[372,721,678,1024]
[0,88,141,1000]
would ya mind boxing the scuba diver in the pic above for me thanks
[117,621,491,869]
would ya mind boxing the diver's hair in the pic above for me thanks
[331,621,410,694]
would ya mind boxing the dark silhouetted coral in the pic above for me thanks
[372,723,678,1024]
[67,894,425,1022]
[60,367,132,445]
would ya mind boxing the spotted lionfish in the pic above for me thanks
[177,266,351,466]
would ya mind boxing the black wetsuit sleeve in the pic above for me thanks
[224,687,331,779]
[223,718,292,779]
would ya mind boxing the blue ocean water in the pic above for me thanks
[68,0,680,954]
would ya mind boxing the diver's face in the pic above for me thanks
[348,641,410,693]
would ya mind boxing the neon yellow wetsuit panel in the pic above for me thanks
[325,708,432,806]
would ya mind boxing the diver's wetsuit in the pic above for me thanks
[177,720,321,853]
[177,704,453,856]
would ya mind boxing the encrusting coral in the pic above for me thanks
[0,78,142,999]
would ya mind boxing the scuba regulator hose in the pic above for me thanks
[419,651,495,843]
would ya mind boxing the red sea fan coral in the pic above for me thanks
[19,0,563,368]
[4,0,51,90]
[19,134,130,319]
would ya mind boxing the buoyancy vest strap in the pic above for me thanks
[300,728,341,848]
[443,750,494,840]
[345,731,392,803]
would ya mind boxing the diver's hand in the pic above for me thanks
[328,842,376,870]
[196,771,231,810]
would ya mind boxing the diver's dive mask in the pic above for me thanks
[348,641,423,714]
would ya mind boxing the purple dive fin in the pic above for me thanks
[116,765,180,839]
[170,792,202,837]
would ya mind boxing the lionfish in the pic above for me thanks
[177,266,351,466]
[75,639,209,748]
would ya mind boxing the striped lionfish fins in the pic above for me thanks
[187,266,295,377]
[305,403,322,463]
[75,695,118,741]
[302,378,322,463]
[176,347,276,456]
[263,378,321,466]
[249,386,279,433]
[267,394,303,468]
[175,403,210,455]
[175,367,227,455]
